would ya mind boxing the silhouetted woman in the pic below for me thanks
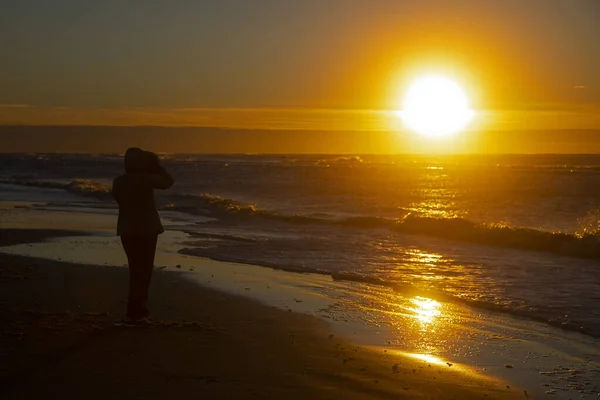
[113,148,174,321]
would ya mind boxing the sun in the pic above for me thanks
[399,76,474,138]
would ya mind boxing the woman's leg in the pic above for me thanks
[137,235,158,319]
[121,235,158,320]
[121,236,145,320]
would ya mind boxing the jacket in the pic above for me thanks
[113,165,174,237]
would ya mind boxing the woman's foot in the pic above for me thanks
[113,317,151,327]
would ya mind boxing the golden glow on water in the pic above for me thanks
[407,352,446,365]
[342,285,517,385]
[405,249,442,266]
[405,204,463,219]
[409,296,442,325]
[404,177,465,219]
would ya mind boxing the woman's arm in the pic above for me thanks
[129,152,174,190]
[149,164,174,190]
[146,152,174,189]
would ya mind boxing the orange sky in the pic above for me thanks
[1,0,599,152]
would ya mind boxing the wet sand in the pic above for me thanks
[0,229,522,399]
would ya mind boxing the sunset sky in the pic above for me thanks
[1,0,599,146]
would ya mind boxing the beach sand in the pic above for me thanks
[0,228,523,399]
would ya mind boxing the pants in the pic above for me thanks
[120,235,158,320]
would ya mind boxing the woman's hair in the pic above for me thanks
[124,147,148,174]
[124,147,160,174]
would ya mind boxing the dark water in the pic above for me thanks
[1,153,600,337]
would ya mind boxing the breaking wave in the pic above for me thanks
[164,194,600,260]
[1,177,112,199]
[5,177,600,260]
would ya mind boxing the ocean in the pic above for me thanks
[2,152,600,338]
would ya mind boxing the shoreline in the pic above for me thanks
[0,229,522,399]
[1,202,599,399]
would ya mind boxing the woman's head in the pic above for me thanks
[124,148,160,174]
[124,147,148,173]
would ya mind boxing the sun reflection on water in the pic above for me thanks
[405,201,463,219]
[408,296,441,325]
[407,352,446,365]
[405,249,443,266]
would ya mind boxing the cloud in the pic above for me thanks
[0,105,599,131]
